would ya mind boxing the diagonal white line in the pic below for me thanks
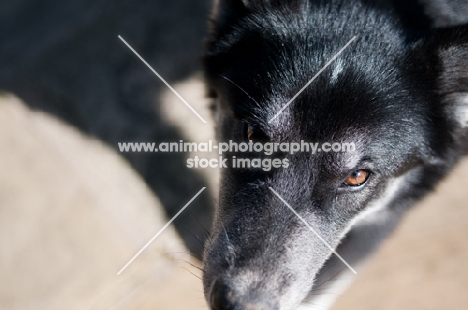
[118,35,207,124]
[268,36,357,123]
[117,187,206,275]
[268,187,357,274]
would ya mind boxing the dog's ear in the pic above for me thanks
[428,25,468,146]
[210,0,249,31]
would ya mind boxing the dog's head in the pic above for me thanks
[202,1,468,309]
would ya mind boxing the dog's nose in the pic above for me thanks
[210,280,236,310]
[210,279,274,310]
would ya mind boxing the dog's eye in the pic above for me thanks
[344,170,370,187]
[247,125,255,140]
[245,124,268,142]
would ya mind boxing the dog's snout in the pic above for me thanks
[210,279,275,310]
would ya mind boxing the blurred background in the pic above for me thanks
[0,1,467,309]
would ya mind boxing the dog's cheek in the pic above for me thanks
[454,95,468,128]
[452,94,468,127]
[442,93,468,155]
[435,34,468,145]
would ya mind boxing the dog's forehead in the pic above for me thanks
[268,71,393,138]
[215,33,409,130]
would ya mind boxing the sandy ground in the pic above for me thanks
[0,94,206,310]
[1,73,468,310]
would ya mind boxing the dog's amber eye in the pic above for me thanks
[344,170,370,186]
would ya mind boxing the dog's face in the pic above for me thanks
[203,1,468,309]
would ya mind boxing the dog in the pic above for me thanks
[202,0,468,309]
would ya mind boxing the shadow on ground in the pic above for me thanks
[0,0,213,256]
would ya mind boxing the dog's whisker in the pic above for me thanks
[180,266,203,281]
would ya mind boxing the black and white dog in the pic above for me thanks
[202,0,468,309]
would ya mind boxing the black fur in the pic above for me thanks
[203,1,468,309]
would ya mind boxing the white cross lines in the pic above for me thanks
[269,187,357,274]
[117,187,206,275]
[268,36,357,123]
[118,35,207,124]
[115,33,358,277]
